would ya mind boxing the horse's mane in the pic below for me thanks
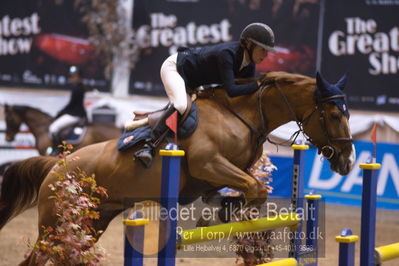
[234,72,315,89]
[260,71,315,88]
[199,72,316,104]
[12,105,51,118]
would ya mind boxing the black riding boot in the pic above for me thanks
[134,105,176,168]
[50,134,62,156]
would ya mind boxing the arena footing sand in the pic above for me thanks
[0,205,398,266]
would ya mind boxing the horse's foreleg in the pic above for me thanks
[190,154,268,204]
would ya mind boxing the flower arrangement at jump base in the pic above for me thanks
[249,152,276,195]
[234,152,277,266]
[27,142,108,265]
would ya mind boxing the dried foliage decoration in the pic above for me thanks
[75,0,140,78]
[27,143,108,265]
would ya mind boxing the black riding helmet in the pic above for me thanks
[69,65,82,77]
[240,23,276,62]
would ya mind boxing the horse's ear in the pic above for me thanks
[336,72,348,91]
[316,72,329,91]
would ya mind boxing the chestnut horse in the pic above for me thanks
[0,72,355,265]
[3,104,122,155]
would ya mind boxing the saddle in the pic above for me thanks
[57,118,88,145]
[118,95,198,151]
[132,94,194,129]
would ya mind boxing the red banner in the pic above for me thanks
[0,0,108,90]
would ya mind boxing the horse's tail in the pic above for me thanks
[0,156,58,230]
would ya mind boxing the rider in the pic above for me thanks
[135,22,276,168]
[48,66,89,155]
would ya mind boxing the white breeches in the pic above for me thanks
[160,53,187,115]
[49,114,81,135]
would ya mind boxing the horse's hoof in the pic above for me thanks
[196,216,210,227]
[217,196,247,223]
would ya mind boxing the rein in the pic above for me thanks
[265,82,313,147]
[211,77,354,168]
[210,83,271,170]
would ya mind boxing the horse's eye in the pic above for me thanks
[330,112,341,120]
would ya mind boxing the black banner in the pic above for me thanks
[320,0,399,112]
[130,0,320,96]
[0,0,108,90]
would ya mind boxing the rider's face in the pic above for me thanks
[69,73,80,84]
[252,45,268,64]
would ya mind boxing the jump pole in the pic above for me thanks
[290,144,307,259]
[304,192,321,265]
[359,162,381,266]
[123,218,149,266]
[335,228,359,266]
[123,143,320,265]
[375,242,399,264]
[291,144,321,266]
[122,143,184,266]
[360,161,399,265]
[337,162,399,265]
[257,258,298,266]
[0,145,36,150]
[157,144,185,266]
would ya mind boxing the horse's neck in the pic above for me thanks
[225,92,264,132]
[22,109,52,138]
[263,82,315,133]
[205,79,315,135]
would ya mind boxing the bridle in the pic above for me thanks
[314,93,353,159]
[271,82,353,160]
[5,106,21,138]
[210,79,353,168]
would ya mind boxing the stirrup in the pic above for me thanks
[49,147,62,156]
[134,147,154,168]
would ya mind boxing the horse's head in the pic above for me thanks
[302,72,355,175]
[4,104,25,142]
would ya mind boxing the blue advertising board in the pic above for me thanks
[270,140,399,210]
